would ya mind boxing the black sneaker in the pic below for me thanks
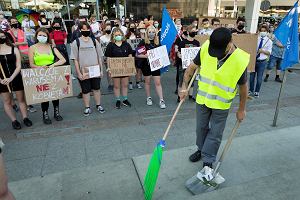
[54,108,63,121]
[264,76,268,82]
[189,150,202,162]
[203,162,213,169]
[122,99,132,107]
[116,100,121,109]
[43,111,52,125]
[275,77,283,83]
[77,92,83,99]
[12,120,21,130]
[23,118,33,127]
[12,104,19,112]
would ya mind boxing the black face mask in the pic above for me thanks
[129,28,135,32]
[11,23,19,28]
[189,32,196,38]
[183,31,188,36]
[53,26,61,30]
[81,31,90,37]
[40,15,46,18]
[105,30,111,34]
[0,38,6,44]
[115,24,119,27]
[237,24,245,30]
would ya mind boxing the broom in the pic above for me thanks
[0,63,12,93]
[143,68,199,200]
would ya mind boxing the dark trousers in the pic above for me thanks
[196,104,229,163]
[249,60,268,93]
[41,100,59,112]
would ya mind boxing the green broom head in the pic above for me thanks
[143,140,166,200]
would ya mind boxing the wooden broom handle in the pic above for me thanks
[162,68,199,141]
[0,63,12,93]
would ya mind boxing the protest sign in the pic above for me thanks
[195,34,258,72]
[127,38,143,50]
[181,47,200,69]
[107,57,136,78]
[147,45,170,72]
[82,65,101,79]
[21,65,73,105]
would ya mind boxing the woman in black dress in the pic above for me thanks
[0,30,33,130]
[38,12,51,33]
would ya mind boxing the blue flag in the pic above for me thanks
[274,1,299,70]
[160,7,178,73]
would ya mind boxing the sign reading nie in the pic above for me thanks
[21,65,73,105]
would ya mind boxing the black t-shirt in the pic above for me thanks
[231,29,246,34]
[105,41,133,57]
[136,40,159,66]
[193,49,247,85]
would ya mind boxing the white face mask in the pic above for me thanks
[37,35,48,44]
[140,29,146,33]
[260,32,267,37]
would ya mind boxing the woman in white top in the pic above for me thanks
[90,16,101,41]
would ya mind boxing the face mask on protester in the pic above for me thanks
[114,35,123,41]
[203,24,210,29]
[37,35,48,44]
[183,31,188,36]
[81,30,90,37]
[40,15,46,18]
[0,37,6,44]
[237,24,245,30]
[105,30,111,34]
[129,28,135,33]
[140,29,146,33]
[53,26,61,30]
[189,32,196,38]
[11,23,19,29]
[176,25,182,32]
[260,32,267,37]
[154,23,159,28]
[148,32,156,40]
[0,15,4,20]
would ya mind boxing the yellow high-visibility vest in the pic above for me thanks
[196,40,250,110]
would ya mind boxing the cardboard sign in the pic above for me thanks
[21,65,73,105]
[181,47,200,69]
[147,45,170,72]
[195,34,258,72]
[127,38,143,50]
[107,57,136,78]
[83,65,101,78]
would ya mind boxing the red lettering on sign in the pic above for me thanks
[63,87,69,95]
[36,84,50,92]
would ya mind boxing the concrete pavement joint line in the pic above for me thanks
[131,158,145,193]
[16,126,83,136]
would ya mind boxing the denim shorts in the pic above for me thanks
[267,55,282,70]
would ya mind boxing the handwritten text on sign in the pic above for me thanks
[181,47,200,69]
[107,57,136,78]
[127,38,143,50]
[147,45,170,72]
[21,65,73,105]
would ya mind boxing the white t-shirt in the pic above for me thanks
[22,20,35,36]
[100,35,111,45]
[90,22,101,37]
[257,36,273,61]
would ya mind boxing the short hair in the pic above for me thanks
[110,27,126,43]
[211,18,220,25]
[202,18,209,23]
[259,24,269,32]
[236,17,245,24]
[79,21,90,30]
[34,27,50,44]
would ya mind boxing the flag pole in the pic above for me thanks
[272,70,287,127]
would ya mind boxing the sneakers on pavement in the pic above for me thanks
[254,92,259,98]
[12,120,21,130]
[129,83,133,90]
[23,118,33,127]
[203,162,213,169]
[122,99,132,107]
[43,111,52,124]
[137,83,143,89]
[275,77,283,83]
[27,105,37,113]
[159,100,166,109]
[146,97,153,106]
[84,107,92,116]
[116,100,121,109]
[96,105,105,114]
[189,150,202,162]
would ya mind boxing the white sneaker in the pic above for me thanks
[137,83,143,89]
[84,107,92,116]
[129,83,133,90]
[147,97,153,106]
[254,92,259,98]
[159,100,166,109]
[96,105,105,114]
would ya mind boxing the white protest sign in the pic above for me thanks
[181,47,200,69]
[147,45,170,72]
[21,65,73,105]
[87,65,100,78]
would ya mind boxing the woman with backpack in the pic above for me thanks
[28,28,66,124]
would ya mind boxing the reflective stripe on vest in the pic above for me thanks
[196,40,250,110]
[198,89,233,103]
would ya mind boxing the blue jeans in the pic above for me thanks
[249,60,268,93]
[267,55,282,70]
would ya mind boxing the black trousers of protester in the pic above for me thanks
[176,61,180,90]
[41,100,59,112]
[56,44,70,65]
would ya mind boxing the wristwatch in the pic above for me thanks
[0,138,4,154]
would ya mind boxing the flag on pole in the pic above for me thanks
[143,142,164,200]
[274,1,299,70]
[160,7,178,73]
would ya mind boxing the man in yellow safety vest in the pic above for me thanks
[180,27,249,168]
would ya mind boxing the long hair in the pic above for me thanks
[144,26,159,46]
[110,27,126,43]
[0,30,14,47]
[34,27,50,44]
[125,22,137,39]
